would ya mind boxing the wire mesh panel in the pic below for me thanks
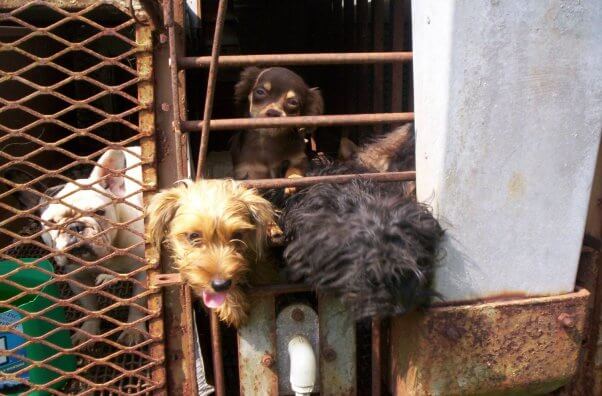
[0,1,163,394]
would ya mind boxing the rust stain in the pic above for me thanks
[507,171,526,200]
[391,289,590,395]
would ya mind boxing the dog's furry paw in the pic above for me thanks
[117,325,147,346]
[268,223,284,246]
[284,173,302,196]
[95,273,116,286]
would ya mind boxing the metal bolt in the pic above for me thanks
[323,347,337,362]
[558,313,574,329]
[291,308,304,322]
[261,354,274,367]
[161,102,170,112]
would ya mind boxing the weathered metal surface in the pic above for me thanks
[389,289,590,396]
[237,295,278,396]
[164,0,185,180]
[372,317,382,396]
[178,52,413,68]
[276,304,320,395]
[318,295,356,396]
[138,21,167,395]
[181,112,414,132]
[195,0,228,179]
[210,310,225,396]
[154,0,196,394]
[239,171,415,190]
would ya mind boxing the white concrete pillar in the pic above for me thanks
[412,1,602,301]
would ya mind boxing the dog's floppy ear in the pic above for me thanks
[304,87,324,116]
[234,66,262,110]
[90,149,127,197]
[237,185,275,257]
[146,187,183,252]
[338,137,359,161]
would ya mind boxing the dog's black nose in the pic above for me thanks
[211,279,232,292]
[265,109,282,117]
[67,222,86,234]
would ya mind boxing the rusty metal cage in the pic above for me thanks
[158,0,417,394]
[0,0,597,395]
[0,1,164,394]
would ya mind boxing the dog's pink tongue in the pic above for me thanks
[202,291,227,308]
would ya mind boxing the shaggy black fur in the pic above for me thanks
[281,160,442,319]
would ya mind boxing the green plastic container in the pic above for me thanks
[0,259,76,395]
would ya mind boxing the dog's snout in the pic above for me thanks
[211,279,232,292]
[68,221,86,234]
[265,109,283,117]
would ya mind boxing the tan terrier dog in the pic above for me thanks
[146,179,278,327]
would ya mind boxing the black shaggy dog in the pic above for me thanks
[281,125,443,319]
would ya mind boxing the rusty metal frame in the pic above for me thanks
[0,0,166,394]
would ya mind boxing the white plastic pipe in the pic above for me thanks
[288,335,316,396]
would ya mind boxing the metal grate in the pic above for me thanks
[0,1,163,394]
[163,0,416,394]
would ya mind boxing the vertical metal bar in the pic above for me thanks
[372,0,384,134]
[391,0,406,113]
[165,0,185,179]
[137,23,167,395]
[156,1,195,393]
[211,311,226,396]
[371,317,382,396]
[195,0,229,179]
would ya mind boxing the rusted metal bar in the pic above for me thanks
[211,310,226,396]
[182,112,414,131]
[240,171,415,189]
[155,1,195,393]
[165,0,185,180]
[137,21,167,395]
[195,0,229,179]
[371,317,382,396]
[178,51,413,68]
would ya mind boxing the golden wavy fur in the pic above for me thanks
[146,179,277,327]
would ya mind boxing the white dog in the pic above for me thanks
[15,148,146,346]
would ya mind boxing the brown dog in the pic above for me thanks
[146,179,278,327]
[231,67,324,183]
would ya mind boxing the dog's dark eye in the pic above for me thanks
[254,88,267,98]
[187,232,203,245]
[286,98,299,108]
[95,209,105,216]
[231,231,244,241]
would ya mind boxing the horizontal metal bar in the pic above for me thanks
[182,112,414,131]
[240,171,415,189]
[178,51,413,68]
